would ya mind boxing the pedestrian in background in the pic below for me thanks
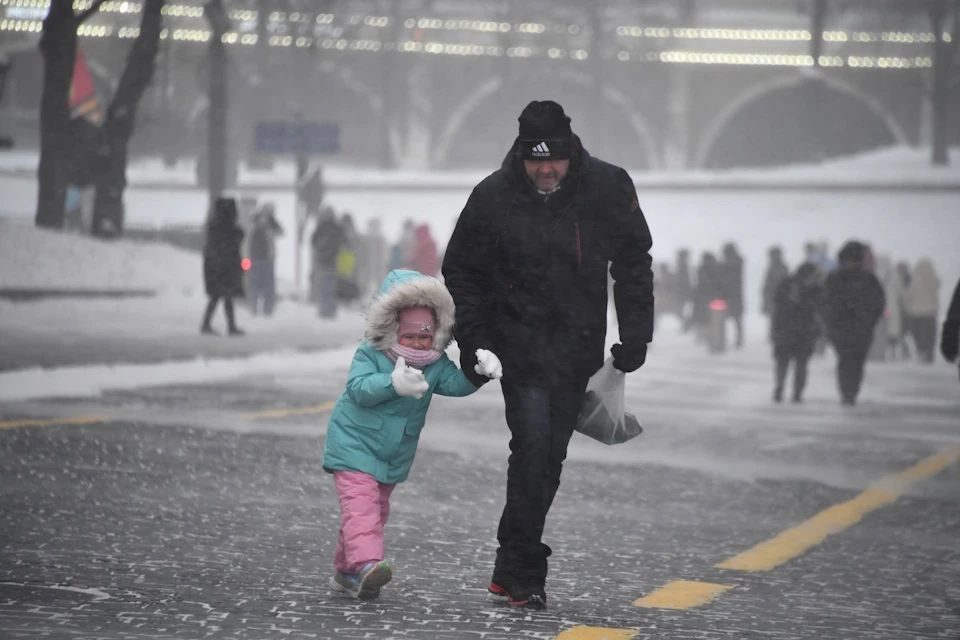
[356,218,389,299]
[201,197,246,336]
[876,256,907,360]
[653,262,677,325]
[411,223,440,277]
[771,263,822,403]
[675,248,694,331]
[336,213,360,303]
[390,219,417,271]
[896,261,913,357]
[762,246,790,341]
[311,207,345,319]
[720,242,745,349]
[692,252,722,344]
[904,258,941,364]
[323,269,502,600]
[247,203,284,317]
[824,241,885,406]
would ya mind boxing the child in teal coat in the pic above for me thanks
[323,269,503,600]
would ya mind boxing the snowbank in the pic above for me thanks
[1,145,958,313]
[1,145,958,189]
[0,219,202,293]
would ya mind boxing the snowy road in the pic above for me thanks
[1,327,959,639]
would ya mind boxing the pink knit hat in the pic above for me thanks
[398,307,435,337]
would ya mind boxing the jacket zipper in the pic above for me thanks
[575,222,582,267]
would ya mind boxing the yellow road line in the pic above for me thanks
[717,444,960,572]
[0,416,107,430]
[632,580,734,610]
[554,626,638,640]
[245,401,337,420]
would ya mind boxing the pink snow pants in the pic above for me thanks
[333,471,397,575]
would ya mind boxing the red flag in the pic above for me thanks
[69,46,103,123]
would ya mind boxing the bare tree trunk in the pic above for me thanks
[91,0,164,237]
[929,1,950,165]
[810,0,826,66]
[35,0,80,229]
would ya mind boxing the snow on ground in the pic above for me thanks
[0,344,358,402]
[3,309,957,492]
[0,218,201,293]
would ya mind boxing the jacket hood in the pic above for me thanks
[365,269,456,351]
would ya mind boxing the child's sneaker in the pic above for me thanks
[330,561,392,600]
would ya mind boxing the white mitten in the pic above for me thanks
[474,349,503,379]
[391,356,429,399]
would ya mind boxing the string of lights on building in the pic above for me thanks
[0,0,949,70]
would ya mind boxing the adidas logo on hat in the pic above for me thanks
[530,142,550,158]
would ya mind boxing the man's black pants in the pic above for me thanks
[494,382,586,586]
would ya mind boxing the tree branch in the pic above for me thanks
[77,0,110,26]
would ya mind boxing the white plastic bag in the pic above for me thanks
[575,357,643,446]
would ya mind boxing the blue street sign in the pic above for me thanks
[255,121,340,155]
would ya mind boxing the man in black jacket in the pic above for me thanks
[441,100,654,609]
[823,241,885,406]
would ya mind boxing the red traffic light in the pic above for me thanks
[241,258,251,271]
[709,299,728,312]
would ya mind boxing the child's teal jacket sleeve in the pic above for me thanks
[345,347,398,407]
[432,358,480,397]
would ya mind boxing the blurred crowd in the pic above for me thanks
[198,195,958,404]
[653,240,945,365]
[653,242,747,349]
[197,196,443,332]
[652,238,954,405]
[307,209,441,319]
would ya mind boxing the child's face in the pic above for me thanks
[398,333,433,350]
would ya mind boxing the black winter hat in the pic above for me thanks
[838,240,866,266]
[517,100,575,160]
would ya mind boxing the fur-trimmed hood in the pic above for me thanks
[365,270,456,351]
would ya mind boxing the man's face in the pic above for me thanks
[523,159,570,192]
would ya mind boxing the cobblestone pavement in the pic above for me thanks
[1,341,959,639]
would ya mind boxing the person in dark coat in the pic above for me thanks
[762,246,790,343]
[310,207,346,318]
[676,249,693,330]
[201,197,245,336]
[941,277,960,365]
[762,246,790,317]
[771,263,822,403]
[247,203,284,317]
[441,100,654,609]
[691,252,722,341]
[823,241,885,406]
[720,242,745,349]
[411,223,440,277]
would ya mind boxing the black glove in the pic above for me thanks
[611,342,647,373]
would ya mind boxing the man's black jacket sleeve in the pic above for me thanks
[608,169,655,349]
[441,187,496,386]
